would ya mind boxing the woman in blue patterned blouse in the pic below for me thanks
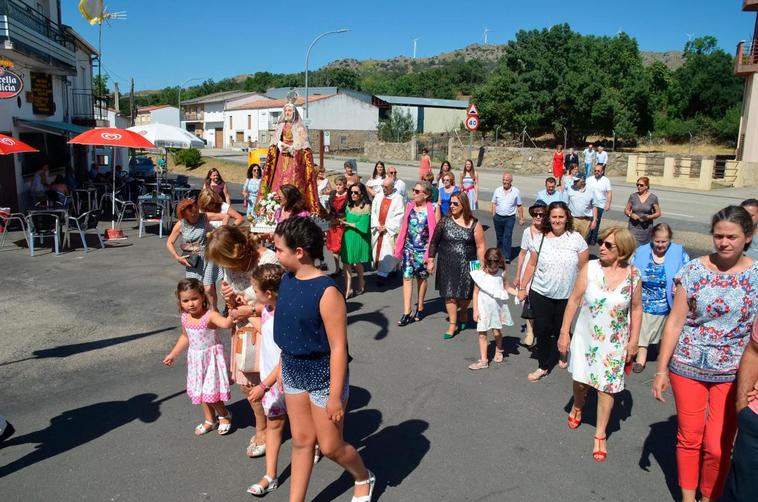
[652,206,758,502]
[631,223,690,373]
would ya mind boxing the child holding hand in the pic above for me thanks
[469,248,516,370]
[245,264,287,497]
[164,278,235,435]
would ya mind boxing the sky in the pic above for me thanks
[62,0,757,92]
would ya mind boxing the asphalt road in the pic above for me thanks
[0,182,688,501]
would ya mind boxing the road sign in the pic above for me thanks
[465,114,479,131]
[466,103,479,116]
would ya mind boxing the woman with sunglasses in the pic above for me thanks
[514,200,547,348]
[436,172,460,218]
[395,181,437,326]
[518,201,589,382]
[624,176,661,245]
[243,163,262,217]
[558,227,642,462]
[630,223,690,373]
[340,183,372,298]
[429,191,486,339]
[652,206,758,502]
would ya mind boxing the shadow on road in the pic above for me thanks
[639,415,681,501]
[312,386,430,501]
[0,391,183,478]
[563,389,634,437]
[0,327,175,367]
[347,301,390,341]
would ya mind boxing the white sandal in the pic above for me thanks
[351,470,376,502]
[194,420,218,436]
[313,444,322,465]
[246,475,278,496]
[217,412,232,435]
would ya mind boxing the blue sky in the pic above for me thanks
[62,0,756,91]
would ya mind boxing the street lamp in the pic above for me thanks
[304,29,350,121]
[178,77,203,127]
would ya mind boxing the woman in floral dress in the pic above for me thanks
[394,181,437,326]
[558,227,642,462]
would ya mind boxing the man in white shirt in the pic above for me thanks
[566,175,598,240]
[371,178,406,285]
[491,172,524,262]
[596,146,608,170]
[585,165,612,244]
[536,177,567,205]
[582,144,595,178]
[387,167,407,201]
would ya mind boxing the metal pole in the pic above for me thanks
[563,127,567,150]
[305,29,350,120]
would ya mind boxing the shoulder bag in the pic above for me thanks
[520,234,545,320]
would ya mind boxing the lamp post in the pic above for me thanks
[178,77,203,127]
[304,29,350,121]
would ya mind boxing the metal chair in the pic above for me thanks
[27,213,61,256]
[138,201,166,238]
[67,209,105,253]
[0,210,30,249]
[101,193,138,226]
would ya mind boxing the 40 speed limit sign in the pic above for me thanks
[465,114,479,131]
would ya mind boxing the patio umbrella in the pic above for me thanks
[0,133,39,155]
[68,128,156,239]
[126,123,204,149]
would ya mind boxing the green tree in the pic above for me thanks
[378,109,414,142]
[93,74,110,100]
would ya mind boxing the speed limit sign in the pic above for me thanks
[465,114,479,131]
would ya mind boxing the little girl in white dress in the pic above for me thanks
[469,248,516,370]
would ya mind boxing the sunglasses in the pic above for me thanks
[412,188,423,194]
[597,239,616,250]
[350,191,361,195]
[450,201,461,207]
[389,171,397,175]
[485,258,501,263]
[531,212,545,218]
[636,184,647,187]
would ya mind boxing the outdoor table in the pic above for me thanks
[74,187,98,213]
[28,208,71,248]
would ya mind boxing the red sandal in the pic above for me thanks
[567,407,582,429]
[593,435,607,462]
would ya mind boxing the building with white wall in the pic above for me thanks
[180,91,263,147]
[135,104,180,127]
[0,0,98,209]
[376,95,468,134]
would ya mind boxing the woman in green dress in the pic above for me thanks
[340,182,372,298]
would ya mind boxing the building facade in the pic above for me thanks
[736,1,758,168]
[0,0,98,209]
[376,95,468,134]
[135,104,180,127]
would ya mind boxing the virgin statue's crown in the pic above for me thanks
[286,89,299,105]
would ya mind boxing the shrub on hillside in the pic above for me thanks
[174,148,202,168]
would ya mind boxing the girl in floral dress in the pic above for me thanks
[558,227,642,462]
[163,279,235,435]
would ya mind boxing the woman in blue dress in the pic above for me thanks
[243,163,262,217]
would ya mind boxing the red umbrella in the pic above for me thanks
[68,127,156,149]
[0,133,39,155]
[68,128,156,239]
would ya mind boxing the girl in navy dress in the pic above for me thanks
[272,217,375,502]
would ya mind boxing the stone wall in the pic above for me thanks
[308,129,377,153]
[448,144,629,176]
[363,140,415,162]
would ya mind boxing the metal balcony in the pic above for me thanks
[0,0,76,73]
[182,111,205,122]
[735,40,758,76]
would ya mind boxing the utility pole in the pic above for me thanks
[129,78,135,126]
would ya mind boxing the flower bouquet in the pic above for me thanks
[249,192,280,233]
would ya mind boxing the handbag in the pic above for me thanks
[520,234,545,320]
[234,325,258,373]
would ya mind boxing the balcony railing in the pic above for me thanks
[182,111,205,121]
[735,40,758,76]
[0,0,75,51]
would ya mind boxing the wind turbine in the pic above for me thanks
[685,33,695,41]
[483,27,490,44]
[411,37,421,59]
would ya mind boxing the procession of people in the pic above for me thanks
[155,100,758,502]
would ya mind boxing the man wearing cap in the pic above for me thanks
[536,177,567,205]
[566,175,598,240]
[491,172,524,262]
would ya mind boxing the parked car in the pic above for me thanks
[129,156,155,178]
